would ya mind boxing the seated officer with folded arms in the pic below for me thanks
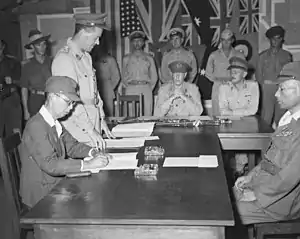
[154,60,203,117]
[234,61,300,225]
[20,76,110,208]
[219,56,259,116]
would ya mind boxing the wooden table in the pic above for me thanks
[21,132,234,239]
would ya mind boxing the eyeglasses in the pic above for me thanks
[55,93,75,106]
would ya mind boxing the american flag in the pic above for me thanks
[120,0,142,37]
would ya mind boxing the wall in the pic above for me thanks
[259,0,300,60]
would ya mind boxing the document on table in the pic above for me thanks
[105,136,159,148]
[111,122,155,138]
[163,155,218,168]
[84,152,138,173]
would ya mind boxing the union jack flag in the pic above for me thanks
[239,0,259,35]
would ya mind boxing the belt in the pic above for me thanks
[128,81,149,85]
[30,89,45,95]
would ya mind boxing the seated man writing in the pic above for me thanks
[219,56,259,117]
[154,60,203,117]
[19,76,109,208]
[219,56,259,176]
[234,62,300,225]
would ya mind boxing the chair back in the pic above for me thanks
[115,93,143,117]
[0,133,22,215]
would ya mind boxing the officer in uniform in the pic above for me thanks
[154,60,203,117]
[160,28,198,84]
[206,28,245,116]
[52,13,114,148]
[257,25,292,128]
[20,29,52,120]
[0,39,22,137]
[120,30,158,116]
[219,56,259,175]
[234,61,300,225]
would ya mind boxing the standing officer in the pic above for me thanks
[160,28,198,84]
[0,39,22,137]
[257,25,292,128]
[120,31,158,116]
[20,29,52,121]
[52,13,114,148]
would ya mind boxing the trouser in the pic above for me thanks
[28,93,45,116]
[0,92,22,137]
[261,84,286,126]
[125,84,153,116]
[101,92,115,117]
[211,81,221,116]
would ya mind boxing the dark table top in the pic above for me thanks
[21,132,234,227]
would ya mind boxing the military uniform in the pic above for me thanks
[20,56,52,115]
[94,55,120,116]
[52,38,105,146]
[0,55,22,137]
[154,61,203,117]
[206,48,245,116]
[122,31,158,116]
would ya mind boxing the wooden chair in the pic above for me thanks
[115,93,143,117]
[251,220,300,239]
[0,133,32,239]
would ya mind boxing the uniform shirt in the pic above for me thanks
[219,80,259,116]
[205,48,245,83]
[20,56,52,91]
[0,55,21,87]
[122,52,158,89]
[256,48,292,84]
[278,110,300,127]
[161,47,197,83]
[154,82,203,116]
[247,116,300,220]
[52,38,105,135]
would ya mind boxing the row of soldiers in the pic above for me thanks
[0,15,291,138]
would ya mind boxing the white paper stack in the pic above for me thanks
[111,122,155,138]
[105,136,159,148]
[163,155,218,168]
[84,152,138,173]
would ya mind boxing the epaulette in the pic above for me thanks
[59,45,70,53]
[5,54,17,60]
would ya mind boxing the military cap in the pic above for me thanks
[74,13,110,30]
[221,28,234,40]
[276,62,300,83]
[168,61,190,73]
[168,27,185,40]
[24,29,50,49]
[228,56,248,71]
[129,30,146,41]
[45,76,81,102]
[265,25,285,39]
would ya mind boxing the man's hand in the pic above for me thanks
[24,110,30,121]
[90,130,106,150]
[240,189,256,202]
[101,119,115,139]
[4,76,12,84]
[235,175,252,190]
[82,154,109,171]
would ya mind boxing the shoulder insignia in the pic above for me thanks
[60,45,70,53]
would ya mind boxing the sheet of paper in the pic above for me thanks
[112,122,155,138]
[105,138,145,148]
[163,157,199,167]
[198,155,218,168]
[84,153,138,173]
[163,155,218,168]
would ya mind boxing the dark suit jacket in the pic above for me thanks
[19,113,91,207]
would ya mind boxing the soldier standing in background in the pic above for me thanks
[160,28,197,84]
[20,29,52,121]
[120,31,158,116]
[0,39,22,137]
[257,26,292,128]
